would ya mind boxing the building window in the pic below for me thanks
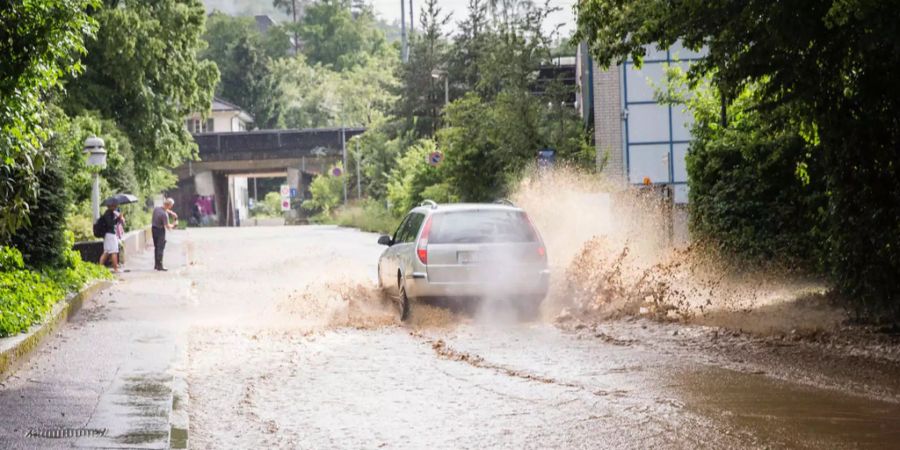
[185,118,214,133]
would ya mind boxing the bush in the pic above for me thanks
[302,165,344,214]
[9,159,69,268]
[0,235,111,337]
[251,191,283,218]
[386,140,453,215]
[66,211,94,242]
[332,199,402,234]
[686,86,827,269]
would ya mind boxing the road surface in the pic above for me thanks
[1,226,899,449]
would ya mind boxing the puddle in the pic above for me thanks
[676,367,900,449]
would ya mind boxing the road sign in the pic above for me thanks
[290,188,297,198]
[280,184,291,211]
[537,148,556,169]
[428,151,444,166]
[332,167,343,177]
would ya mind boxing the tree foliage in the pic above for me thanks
[9,158,69,268]
[0,0,98,238]
[299,0,387,71]
[273,51,397,129]
[219,35,284,128]
[64,0,219,178]
[576,0,900,318]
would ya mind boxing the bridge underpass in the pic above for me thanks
[171,127,365,226]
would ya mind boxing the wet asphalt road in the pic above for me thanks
[2,226,899,449]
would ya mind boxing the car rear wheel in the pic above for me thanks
[397,284,411,322]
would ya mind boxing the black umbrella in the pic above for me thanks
[101,193,139,206]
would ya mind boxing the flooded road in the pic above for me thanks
[180,226,900,449]
[3,226,896,449]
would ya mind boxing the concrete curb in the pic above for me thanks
[169,373,189,449]
[0,280,113,380]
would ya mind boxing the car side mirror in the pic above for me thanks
[378,235,393,246]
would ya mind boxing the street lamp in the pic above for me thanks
[431,69,449,106]
[83,136,107,220]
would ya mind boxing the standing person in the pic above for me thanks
[98,202,122,273]
[152,198,178,271]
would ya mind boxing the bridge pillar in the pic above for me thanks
[286,167,301,220]
[213,172,229,226]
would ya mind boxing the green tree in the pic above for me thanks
[219,35,284,128]
[446,0,490,98]
[576,0,900,318]
[392,0,451,138]
[0,0,98,238]
[272,0,301,52]
[274,51,397,129]
[64,0,218,179]
[299,0,387,71]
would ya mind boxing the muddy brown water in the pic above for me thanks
[678,367,900,449]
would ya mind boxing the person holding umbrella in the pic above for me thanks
[96,194,138,273]
[98,201,124,273]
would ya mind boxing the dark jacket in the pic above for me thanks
[101,210,119,235]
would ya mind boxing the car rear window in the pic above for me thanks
[428,210,538,244]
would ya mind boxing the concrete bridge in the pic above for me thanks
[171,127,365,226]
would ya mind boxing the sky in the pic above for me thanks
[202,0,578,38]
[368,0,578,36]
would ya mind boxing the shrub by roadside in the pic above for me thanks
[0,233,111,337]
[327,200,401,235]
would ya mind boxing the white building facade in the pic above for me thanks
[185,97,254,134]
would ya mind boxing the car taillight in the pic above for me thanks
[522,213,547,261]
[416,215,433,264]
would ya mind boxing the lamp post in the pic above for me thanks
[431,69,449,106]
[83,136,107,220]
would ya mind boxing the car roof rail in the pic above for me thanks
[420,199,438,209]
[494,199,515,206]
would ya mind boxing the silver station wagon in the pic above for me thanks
[377,201,550,320]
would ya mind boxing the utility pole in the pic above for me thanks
[355,140,362,199]
[400,0,408,62]
[291,0,299,54]
[341,126,348,205]
[409,0,414,34]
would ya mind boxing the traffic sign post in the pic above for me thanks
[280,184,291,212]
[427,151,444,167]
[537,148,556,169]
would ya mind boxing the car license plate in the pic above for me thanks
[458,251,480,264]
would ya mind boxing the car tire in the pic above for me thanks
[398,284,411,322]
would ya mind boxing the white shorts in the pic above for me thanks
[103,233,119,254]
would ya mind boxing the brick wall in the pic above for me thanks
[592,62,626,184]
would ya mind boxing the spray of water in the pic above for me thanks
[511,166,840,334]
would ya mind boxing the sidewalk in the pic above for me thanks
[0,232,191,449]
